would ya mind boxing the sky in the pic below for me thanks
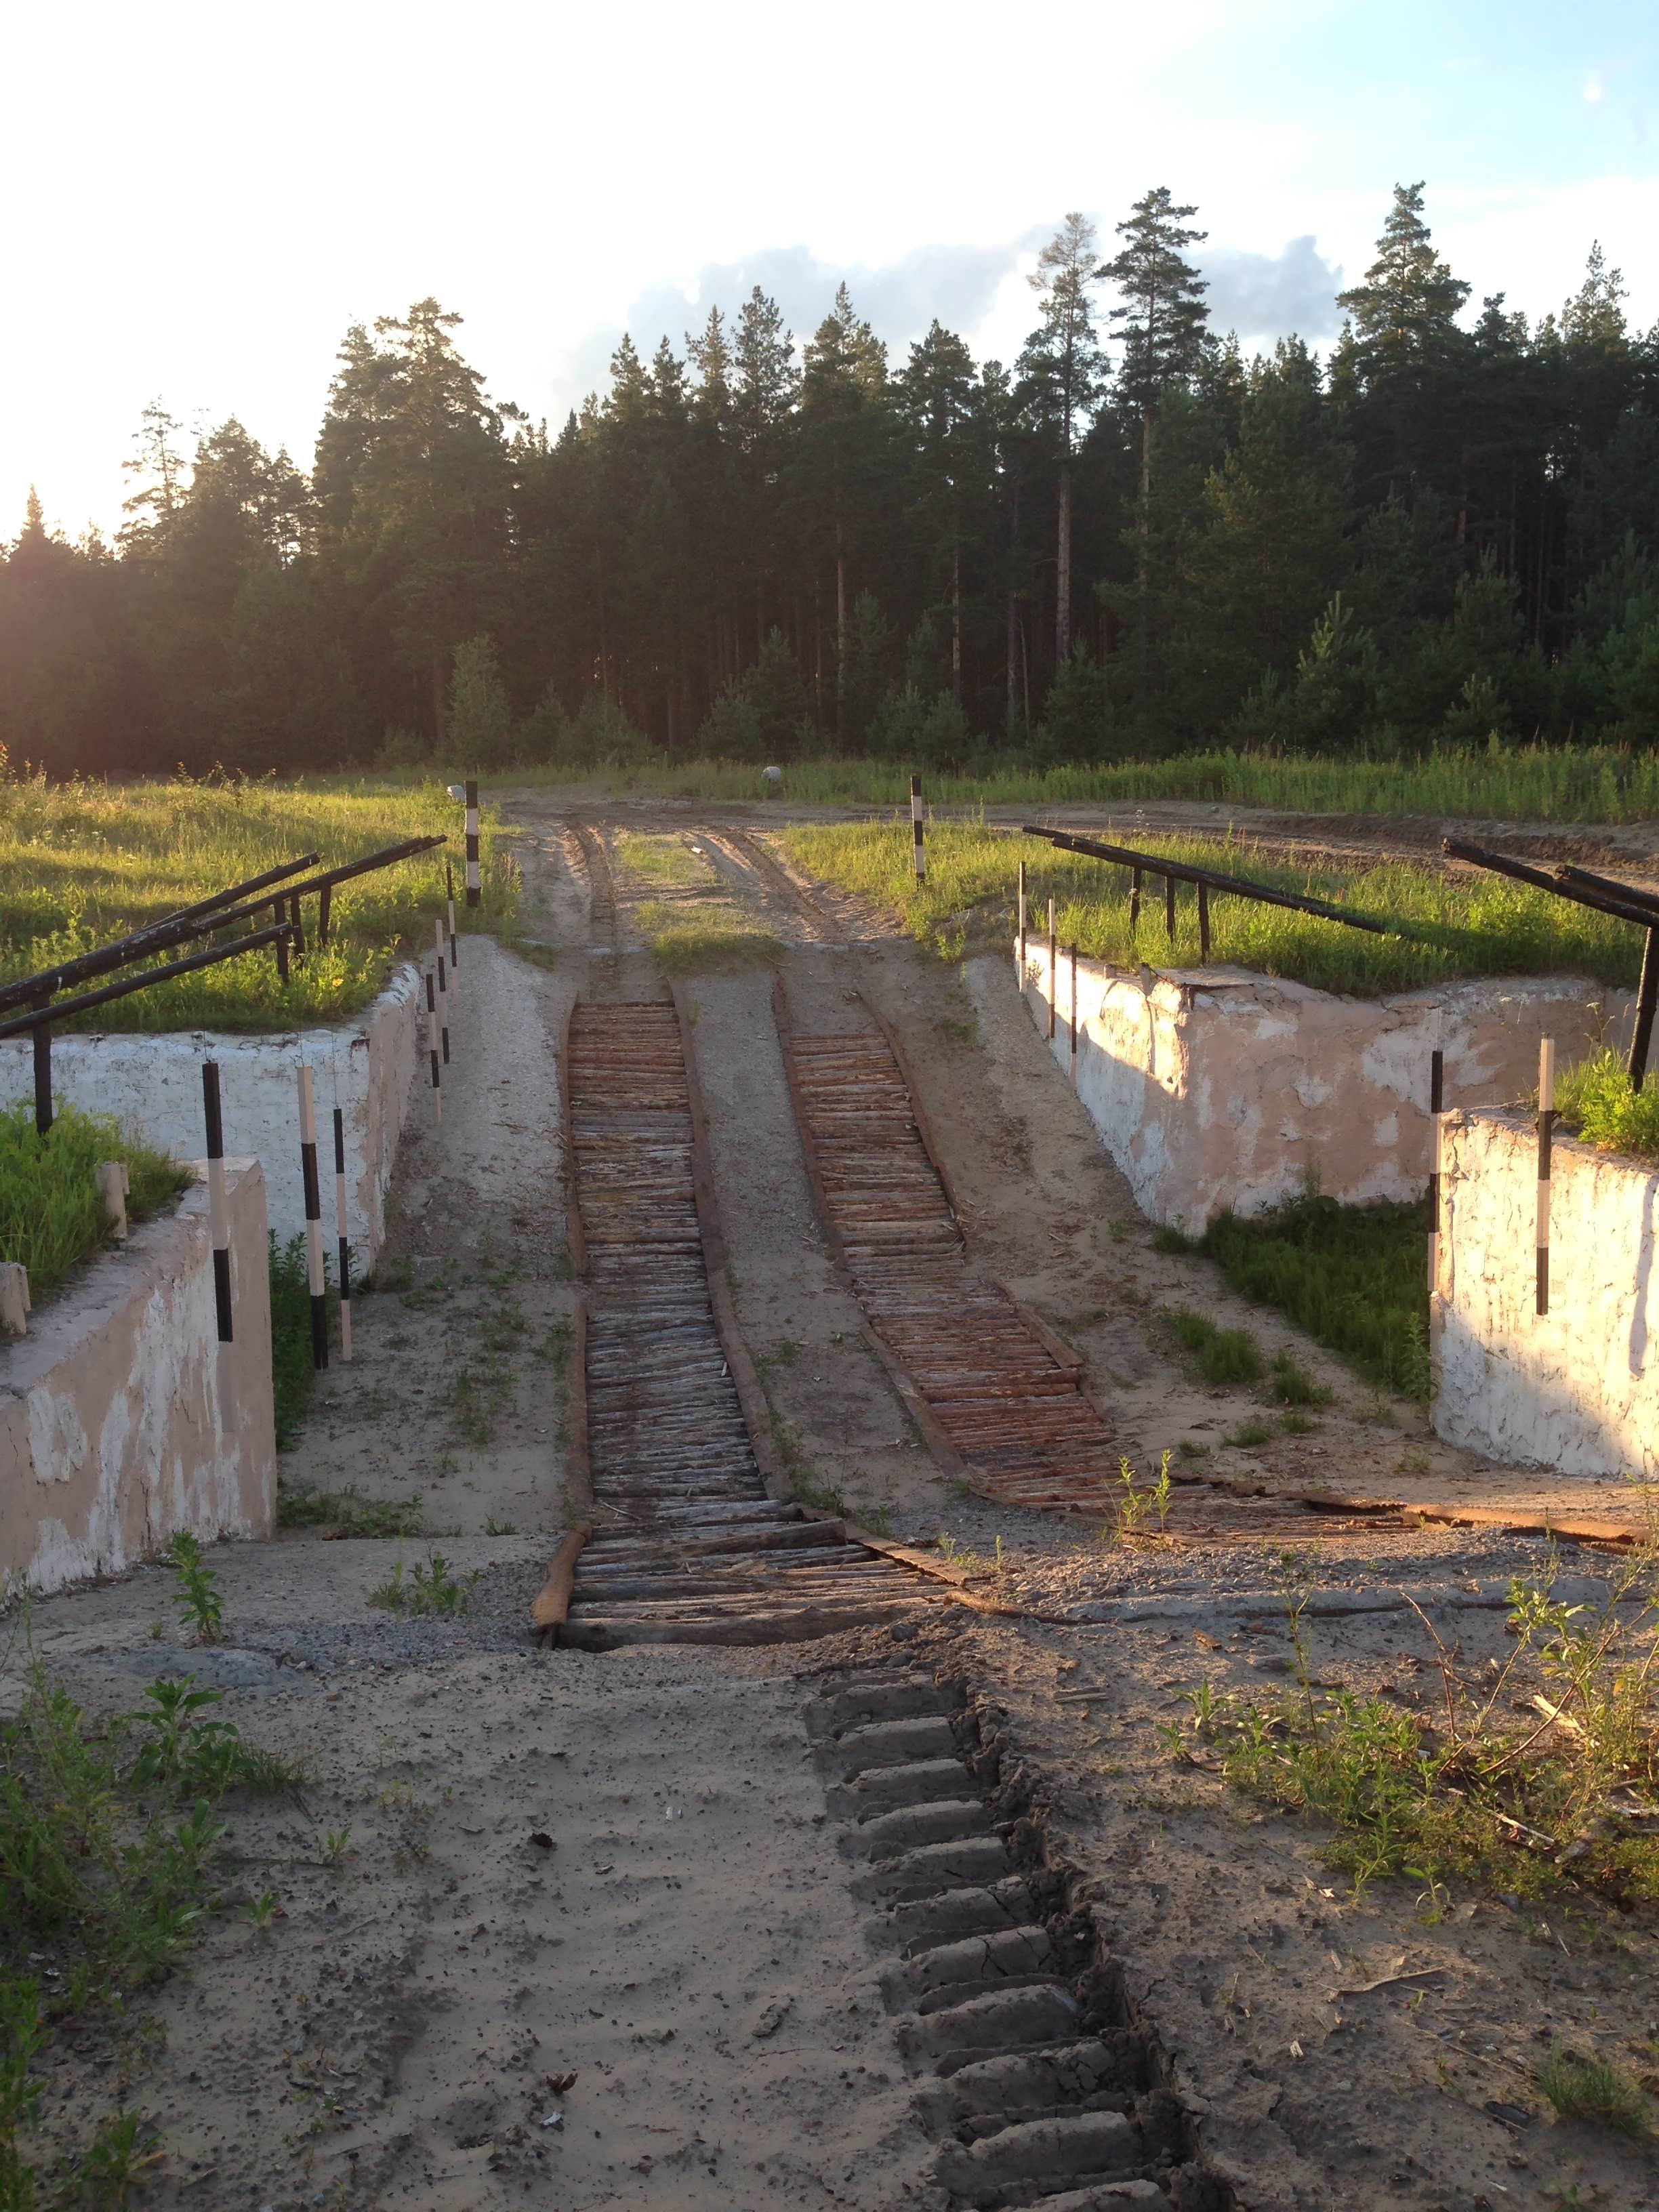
[4,0,1656,540]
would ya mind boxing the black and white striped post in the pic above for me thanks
[909,775,924,884]
[446,859,459,979]
[202,1060,233,1343]
[1046,895,1057,1042]
[1017,860,1027,973]
[434,922,451,1065]
[332,1105,352,1364]
[464,779,481,909]
[298,1066,328,1370]
[1536,1037,1555,1317]
[1427,1046,1444,1292]
[1068,943,1078,1087]
[425,970,443,1123]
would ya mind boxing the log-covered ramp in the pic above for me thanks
[549,999,934,1647]
[778,992,1120,1515]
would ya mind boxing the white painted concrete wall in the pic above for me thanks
[1018,941,1633,1231]
[0,1160,276,1594]
[1434,1111,1659,1477]
[0,966,421,1267]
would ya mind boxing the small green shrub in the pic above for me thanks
[167,1532,224,1645]
[1537,2047,1650,2135]
[276,1483,424,1537]
[1165,1305,1263,1385]
[1269,1351,1332,1406]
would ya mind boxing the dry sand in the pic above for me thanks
[9,791,1659,2211]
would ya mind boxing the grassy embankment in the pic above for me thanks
[1555,1051,1659,1167]
[611,831,779,971]
[0,771,516,1033]
[783,819,1643,998]
[432,739,1659,823]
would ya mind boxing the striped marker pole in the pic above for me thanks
[1046,896,1057,1041]
[464,779,481,908]
[1427,1047,1444,1292]
[446,859,459,979]
[298,1067,328,1370]
[425,970,443,1124]
[1069,943,1078,1087]
[332,1106,352,1364]
[434,921,451,1065]
[202,1061,233,1343]
[909,775,924,884]
[1536,1037,1555,1317]
[1017,860,1027,974]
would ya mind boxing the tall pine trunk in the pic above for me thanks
[835,515,846,739]
[1055,462,1072,666]
[1136,404,1153,699]
[951,544,962,703]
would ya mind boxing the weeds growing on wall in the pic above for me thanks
[1556,1048,1659,1166]
[0,1101,187,1302]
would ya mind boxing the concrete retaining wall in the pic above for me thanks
[0,966,421,1266]
[1433,1111,1659,1477]
[1019,943,1633,1231]
[1,1160,276,1595]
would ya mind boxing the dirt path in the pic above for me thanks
[9,794,1659,2210]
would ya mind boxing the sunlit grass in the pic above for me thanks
[412,739,1659,825]
[781,819,1643,998]
[634,897,779,974]
[612,832,715,888]
[0,769,516,1031]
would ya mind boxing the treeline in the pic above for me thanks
[3,182,1658,779]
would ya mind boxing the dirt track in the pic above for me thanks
[9,792,1659,2210]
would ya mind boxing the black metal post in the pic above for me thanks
[203,1061,233,1343]
[1197,882,1210,963]
[32,1012,52,1136]
[1164,874,1175,943]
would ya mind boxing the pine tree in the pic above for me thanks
[1017,213,1105,668]
[1103,188,1210,697]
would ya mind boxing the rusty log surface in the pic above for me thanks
[550,1000,935,1646]
[778,1012,1121,1515]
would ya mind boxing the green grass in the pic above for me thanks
[1557,1049,1659,1166]
[1200,1193,1431,1399]
[275,1482,425,1537]
[0,1101,188,1300]
[1164,1305,1264,1385]
[613,832,715,887]
[634,898,780,974]
[422,739,1659,825]
[268,1232,342,1450]
[1538,2047,1651,2135]
[1168,1544,1659,1908]
[0,766,516,1033]
[782,819,1645,998]
[1,1658,306,2200]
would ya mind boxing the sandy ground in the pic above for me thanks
[9,792,1659,2210]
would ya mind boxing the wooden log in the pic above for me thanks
[531,1523,591,1635]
